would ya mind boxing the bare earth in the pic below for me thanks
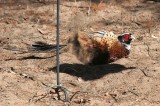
[0,1,160,106]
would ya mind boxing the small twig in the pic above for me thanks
[70,90,89,102]
[128,91,139,96]
[109,93,118,102]
[139,67,153,77]
[141,70,147,76]
[34,93,49,102]
[70,91,80,101]
[29,92,50,103]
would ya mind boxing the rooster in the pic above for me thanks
[5,31,135,65]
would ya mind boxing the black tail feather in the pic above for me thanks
[31,41,55,51]
[31,41,67,52]
[4,41,67,53]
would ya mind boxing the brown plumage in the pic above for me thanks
[67,31,134,65]
[5,31,135,65]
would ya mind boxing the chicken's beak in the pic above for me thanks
[130,35,135,40]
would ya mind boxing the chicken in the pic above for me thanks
[5,31,135,65]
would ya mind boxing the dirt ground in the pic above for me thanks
[0,0,160,106]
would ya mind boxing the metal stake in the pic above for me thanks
[55,0,68,102]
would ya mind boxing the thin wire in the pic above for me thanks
[56,0,60,86]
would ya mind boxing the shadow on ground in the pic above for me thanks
[5,55,54,61]
[50,63,136,81]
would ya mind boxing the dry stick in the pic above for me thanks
[139,67,152,77]
[34,93,49,102]
[109,94,118,102]
[128,90,139,96]
[29,92,50,103]
[140,69,148,77]
[70,91,89,102]
[70,91,80,101]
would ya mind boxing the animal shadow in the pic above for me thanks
[5,55,54,61]
[50,63,136,81]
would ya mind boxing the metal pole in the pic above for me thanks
[55,0,68,102]
[56,0,60,86]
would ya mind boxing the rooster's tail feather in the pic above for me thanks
[4,41,67,53]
